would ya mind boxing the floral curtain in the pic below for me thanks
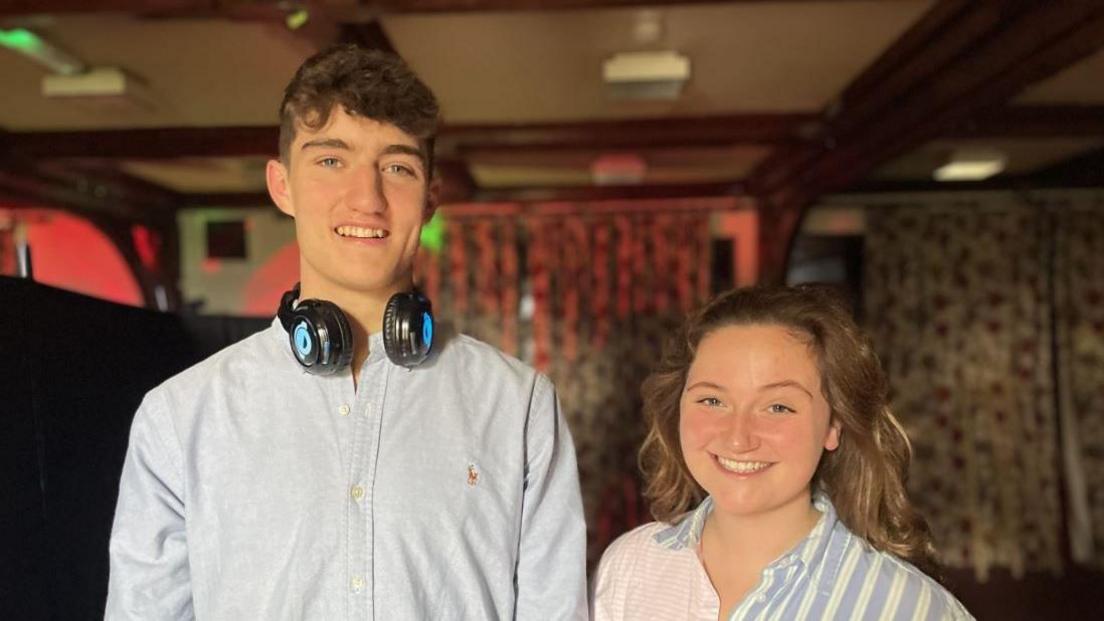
[1054,194,1104,570]
[416,200,719,565]
[864,201,1063,579]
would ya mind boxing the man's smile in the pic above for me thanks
[335,225,389,239]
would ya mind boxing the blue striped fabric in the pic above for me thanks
[648,494,973,620]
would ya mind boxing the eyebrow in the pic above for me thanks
[684,381,725,393]
[299,140,426,168]
[760,380,814,399]
[300,138,351,151]
[684,379,814,399]
[382,144,428,168]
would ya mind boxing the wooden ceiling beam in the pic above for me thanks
[0,0,843,18]
[440,114,816,155]
[181,180,743,207]
[1,113,816,160]
[1,127,280,160]
[0,1,215,16]
[945,105,1104,139]
[0,159,179,221]
[813,5,1104,188]
[339,20,397,55]
[7,105,1101,163]
[470,181,742,203]
[748,0,1104,283]
[0,129,182,220]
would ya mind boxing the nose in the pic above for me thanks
[346,165,386,214]
[725,412,761,452]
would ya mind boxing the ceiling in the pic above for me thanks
[1,0,1103,277]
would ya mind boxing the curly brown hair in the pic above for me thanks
[639,284,937,570]
[277,44,439,174]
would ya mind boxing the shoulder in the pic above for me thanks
[441,332,536,375]
[435,331,550,394]
[595,522,672,580]
[145,324,284,409]
[592,521,691,620]
[841,542,973,620]
[880,555,971,619]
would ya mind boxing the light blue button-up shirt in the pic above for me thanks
[106,320,587,620]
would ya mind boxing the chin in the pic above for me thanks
[708,490,770,516]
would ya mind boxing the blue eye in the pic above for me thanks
[384,163,416,177]
[318,157,340,168]
[697,397,723,407]
[767,403,796,414]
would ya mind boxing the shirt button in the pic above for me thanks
[338,404,351,416]
[351,485,364,500]
[351,576,364,593]
[757,594,767,603]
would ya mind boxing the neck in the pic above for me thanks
[702,491,821,572]
[298,274,411,383]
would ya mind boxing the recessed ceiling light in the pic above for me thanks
[933,148,1007,182]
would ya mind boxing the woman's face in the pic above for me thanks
[679,323,840,520]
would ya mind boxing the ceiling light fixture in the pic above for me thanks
[933,148,1007,182]
[602,50,690,101]
[591,153,647,186]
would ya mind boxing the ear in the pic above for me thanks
[423,176,441,224]
[824,418,841,452]
[267,158,295,217]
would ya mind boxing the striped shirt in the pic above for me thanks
[591,494,972,621]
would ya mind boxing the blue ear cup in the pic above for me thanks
[278,283,433,372]
[382,290,434,368]
[277,284,353,375]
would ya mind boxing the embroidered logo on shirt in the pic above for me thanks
[467,464,479,487]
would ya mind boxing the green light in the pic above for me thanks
[420,212,445,254]
[0,28,44,53]
[285,9,310,31]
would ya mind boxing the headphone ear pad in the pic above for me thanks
[383,291,433,368]
[289,299,353,375]
[382,297,401,362]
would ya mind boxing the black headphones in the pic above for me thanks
[277,283,435,374]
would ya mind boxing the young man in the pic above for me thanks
[106,45,587,619]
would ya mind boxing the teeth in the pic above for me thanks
[716,456,771,474]
[336,226,388,239]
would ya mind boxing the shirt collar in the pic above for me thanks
[654,490,841,571]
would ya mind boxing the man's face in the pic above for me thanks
[267,106,434,299]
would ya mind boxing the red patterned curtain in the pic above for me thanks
[417,199,720,564]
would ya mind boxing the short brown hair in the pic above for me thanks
[639,284,937,569]
[277,45,439,175]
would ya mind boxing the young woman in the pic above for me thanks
[592,285,972,620]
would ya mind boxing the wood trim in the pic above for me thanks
[2,114,815,160]
[0,0,846,17]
